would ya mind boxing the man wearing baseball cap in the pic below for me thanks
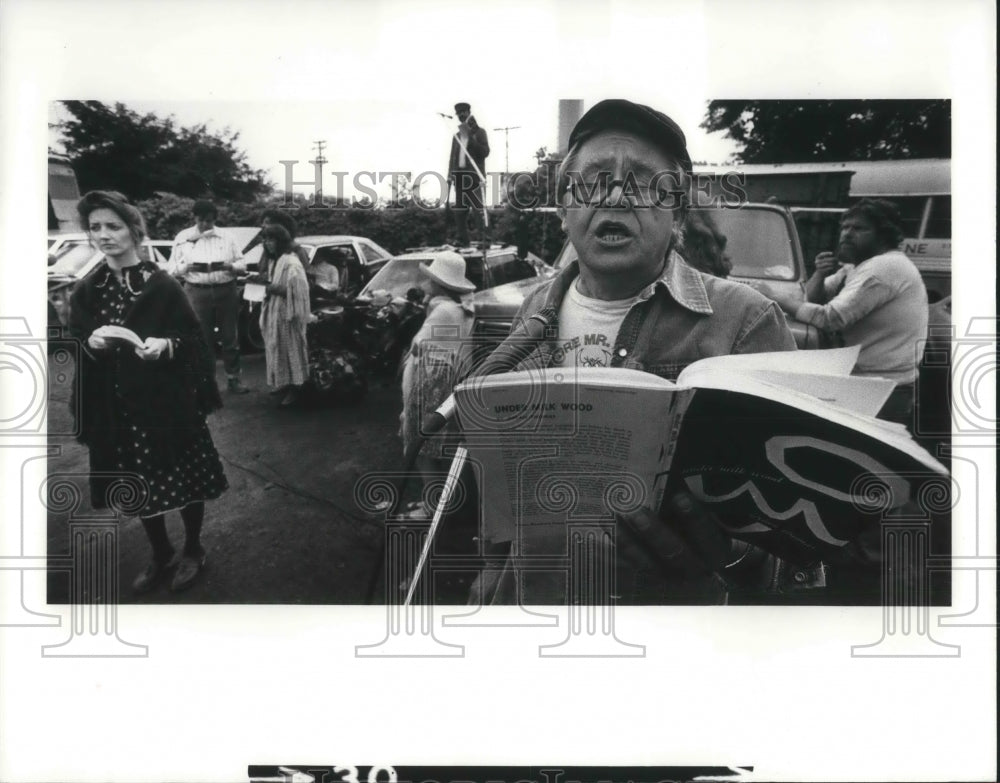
[447,102,490,247]
[476,99,797,605]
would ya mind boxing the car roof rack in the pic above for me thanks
[402,243,511,256]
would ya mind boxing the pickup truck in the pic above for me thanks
[468,203,830,351]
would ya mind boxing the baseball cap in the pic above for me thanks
[568,99,693,173]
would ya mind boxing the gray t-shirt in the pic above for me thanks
[551,280,642,368]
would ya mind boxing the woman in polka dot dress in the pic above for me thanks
[68,191,228,594]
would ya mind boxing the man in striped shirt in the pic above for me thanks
[172,199,250,394]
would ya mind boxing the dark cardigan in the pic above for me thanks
[68,261,222,468]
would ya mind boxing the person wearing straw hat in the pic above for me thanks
[447,102,490,247]
[400,252,478,530]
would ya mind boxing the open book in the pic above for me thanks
[92,324,145,349]
[453,347,948,566]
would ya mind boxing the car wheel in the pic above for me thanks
[239,303,265,353]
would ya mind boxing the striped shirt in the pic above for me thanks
[172,225,246,285]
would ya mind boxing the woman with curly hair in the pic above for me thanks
[679,208,732,279]
[258,223,311,407]
[69,191,228,593]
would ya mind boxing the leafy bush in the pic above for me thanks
[135,193,567,263]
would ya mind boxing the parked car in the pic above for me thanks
[47,233,173,331]
[234,233,395,350]
[242,234,394,298]
[357,244,551,305]
[468,203,828,352]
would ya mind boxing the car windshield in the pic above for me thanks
[48,241,97,276]
[359,257,429,297]
[554,206,798,282]
[706,207,797,281]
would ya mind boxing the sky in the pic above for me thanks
[47,82,742,204]
[49,94,739,200]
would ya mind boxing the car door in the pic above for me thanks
[311,243,364,297]
[356,239,393,279]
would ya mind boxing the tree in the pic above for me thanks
[57,101,270,200]
[701,100,951,163]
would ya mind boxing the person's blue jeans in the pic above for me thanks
[185,280,241,378]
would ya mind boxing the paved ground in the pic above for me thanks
[46,352,414,604]
[44,346,953,607]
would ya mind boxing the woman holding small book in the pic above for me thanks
[69,191,228,594]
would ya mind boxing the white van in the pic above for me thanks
[710,159,952,302]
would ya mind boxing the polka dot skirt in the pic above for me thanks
[96,265,228,516]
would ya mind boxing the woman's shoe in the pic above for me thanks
[132,552,179,594]
[170,552,207,592]
[279,389,301,408]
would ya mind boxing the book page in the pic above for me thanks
[696,368,894,416]
[93,324,144,348]
[677,345,900,418]
[677,345,862,382]
[243,282,266,302]
[454,367,687,545]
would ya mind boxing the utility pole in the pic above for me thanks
[492,125,522,174]
[312,140,327,202]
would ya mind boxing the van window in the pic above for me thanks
[710,207,798,281]
[853,195,927,240]
[924,196,951,239]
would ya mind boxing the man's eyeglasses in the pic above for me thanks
[564,176,686,209]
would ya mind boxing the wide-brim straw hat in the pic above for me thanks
[420,252,476,293]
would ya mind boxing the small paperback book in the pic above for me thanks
[94,325,145,349]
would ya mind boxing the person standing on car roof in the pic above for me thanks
[447,102,490,247]
[767,198,928,431]
[471,99,798,606]
[171,199,250,394]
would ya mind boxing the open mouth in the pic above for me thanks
[594,220,632,244]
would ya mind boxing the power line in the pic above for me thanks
[311,140,327,200]
[312,139,327,165]
[492,125,522,174]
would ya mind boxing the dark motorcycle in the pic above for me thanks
[304,287,427,404]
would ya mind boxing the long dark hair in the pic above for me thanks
[843,198,905,248]
[262,223,293,256]
[679,209,732,278]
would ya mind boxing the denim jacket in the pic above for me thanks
[512,250,797,379]
[474,251,800,605]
